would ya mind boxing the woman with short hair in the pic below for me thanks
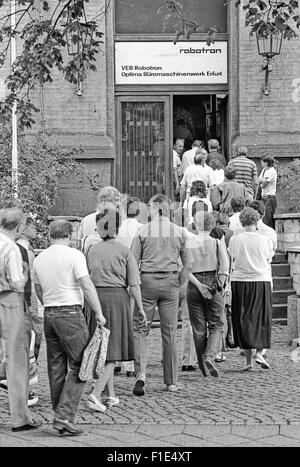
[228,207,274,371]
[85,208,146,412]
[183,179,212,225]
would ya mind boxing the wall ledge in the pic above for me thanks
[274,213,300,219]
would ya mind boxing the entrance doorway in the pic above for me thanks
[115,93,228,202]
[173,94,228,157]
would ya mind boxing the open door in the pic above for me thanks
[116,96,171,202]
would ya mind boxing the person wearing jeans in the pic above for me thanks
[33,220,105,437]
[186,212,229,377]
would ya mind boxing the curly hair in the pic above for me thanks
[189,180,207,198]
[230,196,246,213]
[239,207,260,227]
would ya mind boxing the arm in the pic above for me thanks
[216,240,229,287]
[188,272,212,299]
[34,283,44,305]
[180,184,187,204]
[129,285,147,325]
[173,167,180,196]
[78,275,106,325]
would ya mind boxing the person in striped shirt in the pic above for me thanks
[227,146,258,200]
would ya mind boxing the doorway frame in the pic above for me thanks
[115,90,229,198]
[115,95,171,199]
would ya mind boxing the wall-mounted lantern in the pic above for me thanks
[256,31,283,96]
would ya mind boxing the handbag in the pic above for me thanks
[79,325,110,382]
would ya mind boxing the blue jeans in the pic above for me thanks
[44,305,89,422]
[187,273,224,364]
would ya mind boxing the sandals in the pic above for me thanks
[105,396,120,408]
[242,364,253,372]
[215,353,226,363]
[87,394,106,413]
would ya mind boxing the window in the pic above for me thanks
[115,0,227,35]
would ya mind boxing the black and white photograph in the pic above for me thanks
[0,0,300,452]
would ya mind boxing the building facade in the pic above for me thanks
[1,0,300,215]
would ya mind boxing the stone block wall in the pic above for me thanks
[275,214,300,252]
[287,248,300,295]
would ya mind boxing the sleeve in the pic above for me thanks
[32,260,40,285]
[173,151,178,169]
[179,234,191,267]
[72,251,89,280]
[131,232,142,266]
[217,239,229,275]
[126,251,141,286]
[7,247,24,284]
[227,235,235,259]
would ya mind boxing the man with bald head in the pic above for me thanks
[0,207,40,432]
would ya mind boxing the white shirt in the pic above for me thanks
[77,212,97,240]
[183,196,213,224]
[173,150,183,178]
[0,232,23,291]
[229,212,242,233]
[213,169,224,185]
[33,244,89,307]
[182,147,197,173]
[117,218,143,249]
[259,167,277,196]
[228,232,274,282]
[180,164,215,196]
[257,219,277,252]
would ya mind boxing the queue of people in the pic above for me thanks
[0,139,278,437]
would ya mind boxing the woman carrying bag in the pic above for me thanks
[186,212,229,377]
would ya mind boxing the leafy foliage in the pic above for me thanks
[0,124,101,247]
[277,158,300,212]
[0,0,107,127]
[235,0,300,39]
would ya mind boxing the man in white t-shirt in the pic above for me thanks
[180,149,215,204]
[33,220,106,437]
[181,140,203,173]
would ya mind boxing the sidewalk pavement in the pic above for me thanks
[1,323,300,447]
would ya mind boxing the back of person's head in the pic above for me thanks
[191,200,209,217]
[0,207,25,231]
[237,146,248,157]
[97,186,121,209]
[126,196,140,219]
[149,194,171,217]
[261,155,275,167]
[210,159,224,171]
[49,220,73,239]
[194,211,216,232]
[230,196,246,213]
[194,148,207,165]
[224,166,236,180]
[216,212,230,227]
[210,226,224,240]
[208,139,220,151]
[96,207,122,241]
[190,180,207,198]
[192,140,203,148]
[249,200,265,218]
[239,207,260,227]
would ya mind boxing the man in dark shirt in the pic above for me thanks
[131,195,190,395]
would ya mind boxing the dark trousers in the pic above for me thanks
[262,196,277,229]
[187,273,224,365]
[44,305,89,422]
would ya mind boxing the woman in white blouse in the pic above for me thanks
[228,207,274,371]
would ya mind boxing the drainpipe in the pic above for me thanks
[11,0,18,199]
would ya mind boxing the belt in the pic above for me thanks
[262,195,276,198]
[44,305,82,312]
[193,271,216,276]
[140,271,178,275]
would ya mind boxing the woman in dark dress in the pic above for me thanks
[86,208,146,412]
[228,207,274,371]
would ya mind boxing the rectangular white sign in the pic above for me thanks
[115,41,227,85]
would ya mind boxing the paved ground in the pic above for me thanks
[2,323,300,447]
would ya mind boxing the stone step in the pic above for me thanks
[272,252,288,264]
[272,303,287,320]
[272,289,296,304]
[271,263,291,276]
[273,276,294,290]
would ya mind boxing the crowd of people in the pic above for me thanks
[0,138,278,437]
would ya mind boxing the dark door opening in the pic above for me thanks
[173,94,228,159]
